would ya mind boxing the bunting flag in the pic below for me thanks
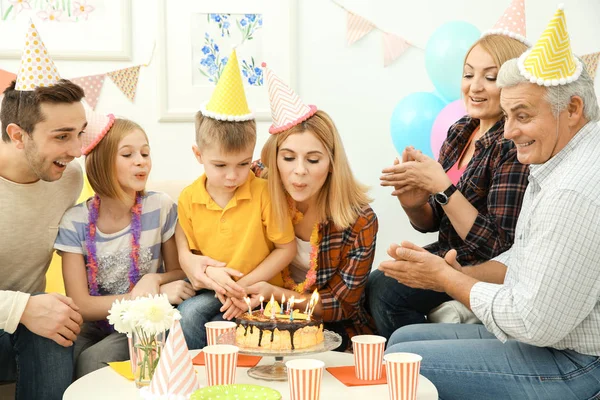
[383,33,411,67]
[71,74,106,109]
[581,52,600,81]
[0,69,17,93]
[346,12,375,45]
[107,66,140,102]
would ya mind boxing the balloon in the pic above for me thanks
[390,92,446,158]
[430,99,467,160]
[425,21,481,103]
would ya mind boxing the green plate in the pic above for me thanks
[191,384,281,400]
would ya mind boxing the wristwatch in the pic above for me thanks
[433,184,458,206]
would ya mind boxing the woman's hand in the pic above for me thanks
[159,280,196,305]
[381,147,451,204]
[130,273,161,299]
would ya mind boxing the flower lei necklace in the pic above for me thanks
[281,198,320,293]
[85,193,143,296]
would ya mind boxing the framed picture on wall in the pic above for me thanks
[157,0,297,122]
[0,0,132,61]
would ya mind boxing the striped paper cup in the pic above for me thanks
[205,321,237,346]
[384,353,422,400]
[203,344,239,386]
[351,335,387,380]
[286,359,325,400]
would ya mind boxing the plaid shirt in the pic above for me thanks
[252,162,379,345]
[422,116,529,265]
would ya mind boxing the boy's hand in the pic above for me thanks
[159,280,196,305]
[221,298,246,320]
[182,253,227,294]
[130,273,161,299]
[206,266,246,298]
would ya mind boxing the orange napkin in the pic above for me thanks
[108,361,134,381]
[192,352,262,367]
[326,365,387,386]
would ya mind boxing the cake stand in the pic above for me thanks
[218,330,342,381]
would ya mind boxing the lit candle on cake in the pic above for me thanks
[288,296,295,321]
[270,294,276,320]
[280,294,286,315]
[244,297,252,315]
[307,289,319,320]
[259,296,264,314]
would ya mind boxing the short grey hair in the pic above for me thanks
[497,58,600,121]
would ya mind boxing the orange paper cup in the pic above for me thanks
[351,335,386,380]
[203,344,239,386]
[384,352,422,400]
[205,321,237,346]
[286,359,325,400]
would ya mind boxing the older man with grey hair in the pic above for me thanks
[378,6,600,400]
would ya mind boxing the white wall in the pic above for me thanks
[2,0,599,269]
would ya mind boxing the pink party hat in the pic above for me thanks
[16,20,61,91]
[262,62,317,134]
[143,319,199,399]
[81,101,115,155]
[482,0,530,46]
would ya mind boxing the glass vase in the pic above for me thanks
[131,328,165,388]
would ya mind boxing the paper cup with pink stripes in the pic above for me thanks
[203,344,239,386]
[286,359,325,400]
[351,334,387,380]
[205,321,237,346]
[384,352,422,400]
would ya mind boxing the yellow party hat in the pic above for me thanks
[16,20,61,91]
[518,4,582,86]
[199,49,253,121]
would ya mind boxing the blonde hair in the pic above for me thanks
[464,34,528,69]
[261,110,372,229]
[86,118,148,202]
[195,111,256,153]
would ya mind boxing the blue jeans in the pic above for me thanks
[177,289,225,350]
[0,325,74,400]
[367,269,451,339]
[386,324,600,400]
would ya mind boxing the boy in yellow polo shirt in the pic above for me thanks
[175,49,295,349]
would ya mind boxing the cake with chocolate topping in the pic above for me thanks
[235,302,324,351]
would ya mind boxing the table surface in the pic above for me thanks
[63,350,438,400]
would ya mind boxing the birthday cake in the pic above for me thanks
[235,300,324,351]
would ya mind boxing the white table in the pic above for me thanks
[64,350,438,399]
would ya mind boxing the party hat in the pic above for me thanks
[518,4,583,86]
[262,63,317,134]
[199,49,253,122]
[81,101,115,155]
[141,319,200,399]
[482,0,530,46]
[16,21,61,91]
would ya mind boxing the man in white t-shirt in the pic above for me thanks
[0,78,86,399]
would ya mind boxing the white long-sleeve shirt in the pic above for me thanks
[471,121,600,356]
[0,162,81,333]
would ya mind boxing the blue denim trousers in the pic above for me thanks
[386,324,600,400]
[367,269,452,339]
[177,289,225,350]
[0,325,74,400]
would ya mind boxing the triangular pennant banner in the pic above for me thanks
[346,12,375,46]
[71,74,106,110]
[107,66,140,102]
[581,52,600,81]
[382,33,411,67]
[0,69,17,93]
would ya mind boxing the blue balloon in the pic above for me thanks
[390,92,446,158]
[425,21,481,103]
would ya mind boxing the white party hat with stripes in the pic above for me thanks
[141,319,199,399]
[481,0,530,46]
[518,4,582,86]
[262,62,317,134]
